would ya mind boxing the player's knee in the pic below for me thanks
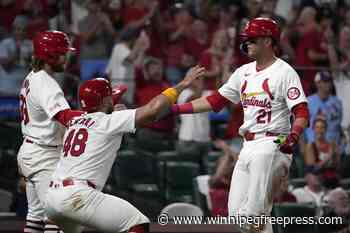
[128,223,149,233]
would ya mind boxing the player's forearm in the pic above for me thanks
[171,91,230,115]
[135,83,187,127]
[291,102,310,137]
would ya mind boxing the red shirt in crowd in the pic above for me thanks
[134,67,175,133]
[185,37,209,63]
[199,51,220,90]
[274,192,297,203]
[295,28,327,95]
[0,2,21,33]
[122,5,148,26]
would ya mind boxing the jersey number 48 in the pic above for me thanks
[63,128,89,157]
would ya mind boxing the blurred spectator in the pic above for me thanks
[134,56,175,147]
[292,168,326,208]
[304,71,343,145]
[260,0,286,25]
[328,25,350,129]
[184,19,209,64]
[20,0,57,39]
[209,139,238,216]
[106,28,149,104]
[305,118,341,189]
[273,178,297,203]
[244,0,262,19]
[78,0,115,80]
[176,77,212,174]
[0,0,22,34]
[199,29,230,90]
[294,6,329,96]
[106,0,123,32]
[321,187,350,233]
[165,3,194,84]
[209,1,243,37]
[0,15,32,96]
[122,0,159,30]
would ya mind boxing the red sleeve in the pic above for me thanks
[292,102,309,120]
[206,91,230,112]
[54,109,85,127]
[291,102,310,135]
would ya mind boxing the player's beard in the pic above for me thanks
[106,104,114,114]
[51,63,65,72]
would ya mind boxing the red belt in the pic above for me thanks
[49,179,96,189]
[243,131,280,141]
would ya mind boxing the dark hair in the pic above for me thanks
[31,57,45,72]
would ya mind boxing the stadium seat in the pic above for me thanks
[159,161,200,204]
[340,178,350,189]
[289,178,306,189]
[272,203,317,233]
[135,130,174,153]
[0,189,13,212]
[157,151,181,162]
[160,202,203,219]
[341,156,350,178]
[113,150,159,193]
[205,151,222,175]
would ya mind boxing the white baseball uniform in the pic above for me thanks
[45,110,149,233]
[218,58,307,232]
[17,70,70,230]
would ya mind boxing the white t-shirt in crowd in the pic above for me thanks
[178,89,212,142]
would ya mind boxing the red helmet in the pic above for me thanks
[240,17,280,42]
[79,78,112,112]
[33,30,76,66]
[112,84,128,105]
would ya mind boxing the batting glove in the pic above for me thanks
[274,133,299,154]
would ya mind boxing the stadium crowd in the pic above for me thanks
[1,0,350,232]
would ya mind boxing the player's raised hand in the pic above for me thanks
[178,65,206,90]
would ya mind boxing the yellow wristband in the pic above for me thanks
[162,88,179,104]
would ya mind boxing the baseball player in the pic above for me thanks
[17,31,84,233]
[171,18,310,233]
[44,66,205,233]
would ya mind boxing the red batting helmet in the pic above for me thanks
[33,30,76,66]
[239,18,280,54]
[112,84,128,105]
[79,78,112,112]
[240,17,280,42]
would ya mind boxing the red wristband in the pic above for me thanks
[171,103,194,115]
